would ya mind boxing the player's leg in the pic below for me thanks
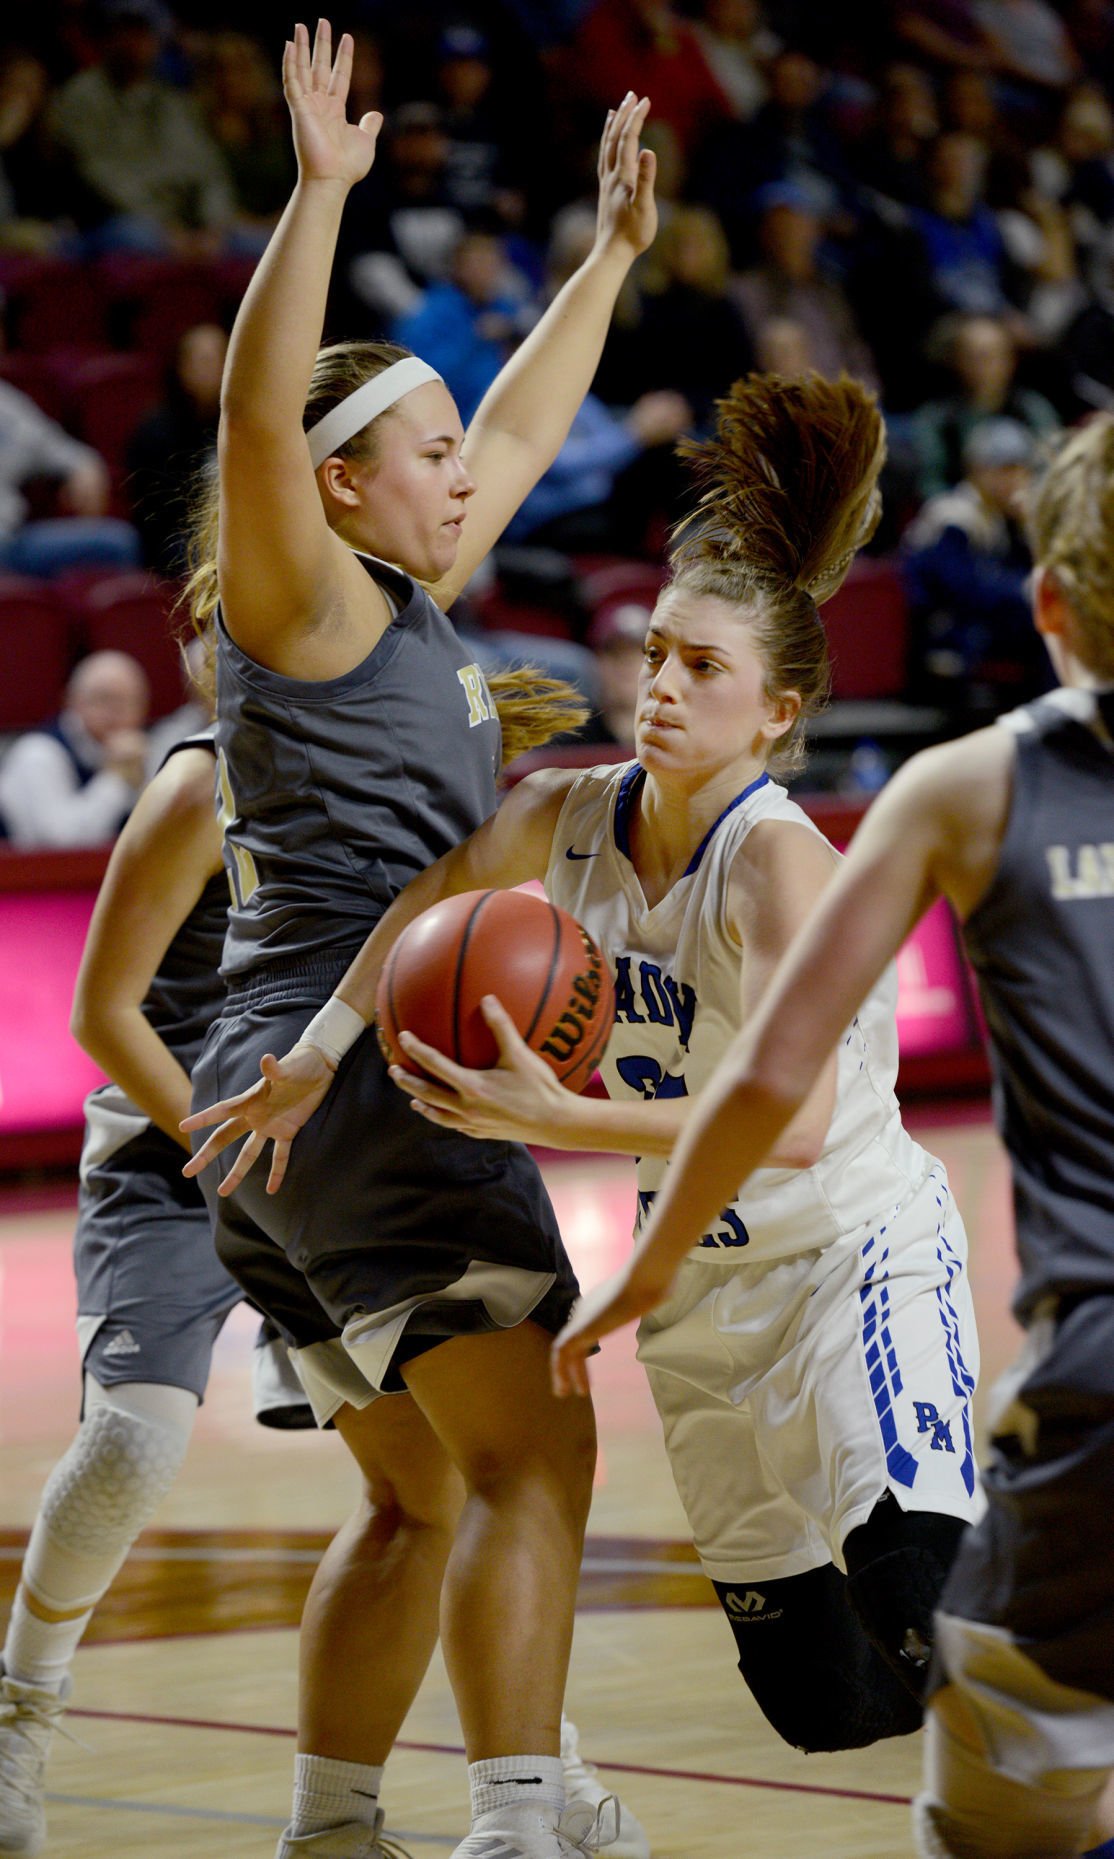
[914,1294,1114,1858]
[402,1321,600,1859]
[272,1381,464,1855]
[0,1129,239,1857]
[0,1375,198,1856]
[638,1258,923,1752]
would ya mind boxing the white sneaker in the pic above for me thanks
[451,1796,621,1858]
[0,1664,72,1857]
[274,1811,413,1858]
[561,1717,650,1859]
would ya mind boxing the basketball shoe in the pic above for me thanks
[0,1663,72,1856]
[561,1717,650,1859]
[274,1811,412,1857]
[450,1795,620,1857]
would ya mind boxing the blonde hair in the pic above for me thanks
[179,338,588,753]
[1028,414,1114,680]
[668,371,886,773]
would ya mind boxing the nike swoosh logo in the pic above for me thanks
[565,847,600,860]
[489,1776,544,1784]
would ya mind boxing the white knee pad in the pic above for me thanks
[22,1378,197,1614]
[914,1704,1109,1859]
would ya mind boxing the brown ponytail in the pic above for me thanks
[668,372,887,773]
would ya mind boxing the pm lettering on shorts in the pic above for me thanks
[913,1400,955,1453]
[457,663,493,728]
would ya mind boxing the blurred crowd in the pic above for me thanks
[3,0,1114,840]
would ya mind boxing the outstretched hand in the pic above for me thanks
[284,19,383,189]
[181,1042,337,1197]
[550,1258,672,1398]
[389,996,578,1147]
[594,92,657,263]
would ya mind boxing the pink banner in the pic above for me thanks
[0,892,106,1133]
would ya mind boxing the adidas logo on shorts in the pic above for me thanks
[102,1329,142,1358]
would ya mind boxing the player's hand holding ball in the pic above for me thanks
[377,889,614,1147]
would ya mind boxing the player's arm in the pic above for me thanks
[216,24,385,668]
[181,767,578,1190]
[71,749,224,1150]
[425,94,658,609]
[551,728,1014,1393]
[726,819,842,1168]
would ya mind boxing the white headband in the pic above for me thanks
[306,358,443,469]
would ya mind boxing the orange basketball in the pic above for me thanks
[375,889,614,1093]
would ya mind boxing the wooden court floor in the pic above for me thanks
[0,1114,1021,1859]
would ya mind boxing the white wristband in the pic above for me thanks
[300,997,367,1069]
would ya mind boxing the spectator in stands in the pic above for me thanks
[690,0,779,122]
[497,204,692,551]
[1056,225,1114,415]
[731,182,880,390]
[392,224,533,425]
[910,311,1059,497]
[631,204,754,427]
[908,130,1019,319]
[974,0,1082,95]
[48,0,236,254]
[196,31,295,250]
[570,0,732,161]
[902,416,1047,707]
[852,62,939,211]
[126,321,226,577]
[435,23,526,228]
[893,1,994,74]
[576,594,652,745]
[0,650,149,846]
[0,48,78,249]
[0,376,140,576]
[340,100,463,325]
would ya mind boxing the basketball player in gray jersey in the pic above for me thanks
[553,414,1114,1859]
[0,732,309,1858]
[182,21,655,1859]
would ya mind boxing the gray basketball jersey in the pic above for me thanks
[82,731,227,1172]
[962,689,1114,1318]
[214,556,502,977]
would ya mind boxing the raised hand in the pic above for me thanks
[594,92,658,263]
[389,996,578,1147]
[284,18,383,188]
[181,1041,338,1196]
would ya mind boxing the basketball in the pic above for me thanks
[375,889,615,1093]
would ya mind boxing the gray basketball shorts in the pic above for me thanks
[192,950,580,1398]
[75,1104,241,1401]
[934,1290,1114,1703]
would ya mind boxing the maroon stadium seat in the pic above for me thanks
[822,557,909,701]
[75,571,184,719]
[0,577,76,731]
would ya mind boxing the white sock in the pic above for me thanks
[290,1752,384,1835]
[469,1753,564,1824]
[3,1588,90,1692]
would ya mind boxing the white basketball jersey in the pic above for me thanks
[546,761,928,1260]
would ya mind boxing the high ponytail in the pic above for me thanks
[668,372,887,774]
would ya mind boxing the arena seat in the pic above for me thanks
[98,255,225,362]
[61,352,161,501]
[0,353,68,423]
[0,255,111,355]
[75,571,184,719]
[0,577,75,732]
[822,557,910,701]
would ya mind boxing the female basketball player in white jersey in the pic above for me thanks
[179,20,655,1859]
[188,374,983,1767]
[551,417,1114,1859]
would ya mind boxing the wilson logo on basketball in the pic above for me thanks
[539,933,608,1065]
[376,890,616,1095]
